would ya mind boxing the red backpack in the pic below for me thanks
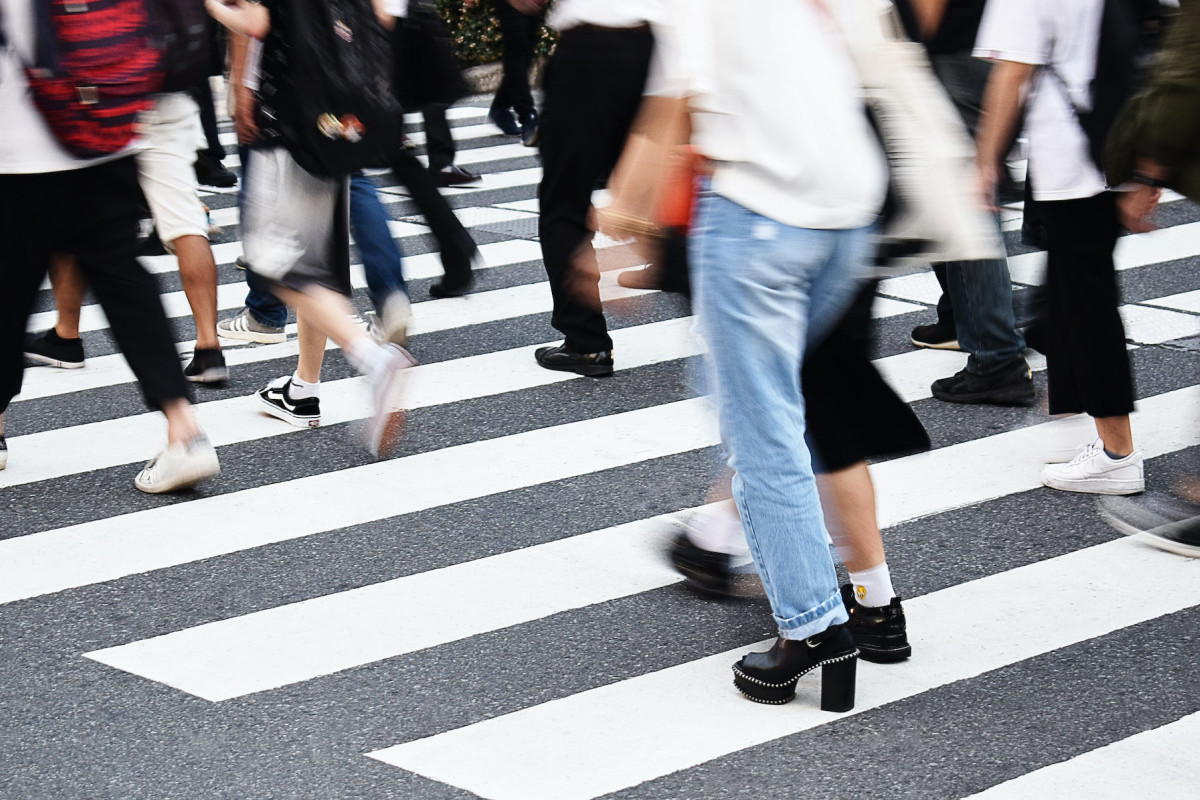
[24,0,164,159]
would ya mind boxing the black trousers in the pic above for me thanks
[191,77,226,161]
[0,158,191,415]
[422,103,455,173]
[538,26,653,353]
[388,148,477,287]
[1042,192,1135,417]
[490,0,540,119]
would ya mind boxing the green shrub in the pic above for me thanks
[434,0,556,67]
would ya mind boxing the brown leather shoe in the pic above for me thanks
[617,266,664,291]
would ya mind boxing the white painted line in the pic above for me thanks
[495,199,539,214]
[85,511,693,701]
[963,712,1200,799]
[877,272,943,305]
[1008,221,1200,285]
[377,167,542,199]
[366,536,1200,800]
[77,384,1200,701]
[0,399,720,606]
[1142,288,1200,315]
[1119,304,1200,344]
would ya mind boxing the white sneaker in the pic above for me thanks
[217,308,287,345]
[363,345,418,458]
[134,436,220,494]
[1041,438,1144,495]
[378,292,411,347]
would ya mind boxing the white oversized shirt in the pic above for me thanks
[655,0,886,230]
[547,0,663,32]
[974,0,1108,200]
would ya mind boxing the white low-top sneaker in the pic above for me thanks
[134,436,220,494]
[1042,438,1144,495]
[363,345,418,458]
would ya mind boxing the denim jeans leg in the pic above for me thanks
[244,268,288,329]
[691,193,870,640]
[350,174,407,311]
[942,217,1025,373]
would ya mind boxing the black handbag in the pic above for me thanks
[391,0,469,110]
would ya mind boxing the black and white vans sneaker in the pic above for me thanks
[24,329,85,369]
[256,376,320,428]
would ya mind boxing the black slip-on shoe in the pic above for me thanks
[534,345,614,377]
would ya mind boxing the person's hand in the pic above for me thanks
[975,159,1001,212]
[508,0,546,14]
[1117,183,1162,233]
[234,86,259,145]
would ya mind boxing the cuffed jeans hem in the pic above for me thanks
[776,593,849,641]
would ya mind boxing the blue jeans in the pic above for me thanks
[940,217,1026,375]
[243,173,406,325]
[691,191,873,640]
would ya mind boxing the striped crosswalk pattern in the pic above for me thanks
[3,102,1200,800]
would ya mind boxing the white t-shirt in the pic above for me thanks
[548,0,663,32]
[974,0,1107,201]
[383,0,408,18]
[654,0,886,230]
[0,0,96,173]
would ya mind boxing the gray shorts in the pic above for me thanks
[241,147,351,295]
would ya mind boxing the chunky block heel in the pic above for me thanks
[819,654,857,712]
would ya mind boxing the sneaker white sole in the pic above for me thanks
[134,453,220,494]
[186,366,230,384]
[364,347,417,457]
[24,352,85,369]
[1042,475,1145,495]
[217,326,286,345]
[1134,529,1200,558]
[909,337,961,351]
[257,392,320,428]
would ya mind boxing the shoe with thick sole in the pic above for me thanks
[1135,517,1200,558]
[840,584,911,663]
[24,329,85,369]
[1098,492,1200,538]
[257,376,320,428]
[668,532,734,597]
[910,320,960,350]
[733,626,859,711]
[218,308,287,344]
[535,344,614,377]
[184,348,229,384]
[363,345,418,458]
[1042,439,1144,495]
[134,436,220,493]
[931,360,1035,406]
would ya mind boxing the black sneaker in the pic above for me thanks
[534,344,614,377]
[840,584,911,663]
[256,376,320,428]
[910,319,960,351]
[194,152,237,188]
[668,532,734,597]
[1099,493,1200,558]
[930,359,1035,406]
[24,329,85,369]
[428,275,475,299]
[183,348,229,384]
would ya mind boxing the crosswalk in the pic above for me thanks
[2,103,1199,799]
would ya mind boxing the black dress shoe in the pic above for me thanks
[733,625,858,710]
[521,112,540,148]
[840,584,911,664]
[432,164,482,187]
[534,345,614,377]
[194,152,237,188]
[668,532,734,597]
[428,276,474,299]
[489,106,521,136]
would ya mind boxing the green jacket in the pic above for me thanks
[1107,0,1200,201]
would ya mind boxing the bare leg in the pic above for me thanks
[49,254,87,339]
[161,397,201,446]
[295,312,326,384]
[172,235,220,350]
[1095,415,1134,457]
[271,286,371,358]
[816,462,886,573]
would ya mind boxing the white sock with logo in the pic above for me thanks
[847,562,895,608]
[288,373,320,400]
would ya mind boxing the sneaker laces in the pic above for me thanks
[1069,439,1106,466]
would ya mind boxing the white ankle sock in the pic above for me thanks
[686,501,750,557]
[847,562,895,608]
[288,373,320,399]
[348,337,391,377]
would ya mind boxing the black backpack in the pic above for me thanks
[268,0,403,177]
[145,0,210,93]
[1049,0,1167,174]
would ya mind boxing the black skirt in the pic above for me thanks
[803,280,931,473]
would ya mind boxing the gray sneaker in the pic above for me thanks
[217,308,286,344]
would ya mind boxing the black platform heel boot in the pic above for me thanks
[840,584,912,663]
[732,624,859,710]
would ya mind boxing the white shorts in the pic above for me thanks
[136,92,208,247]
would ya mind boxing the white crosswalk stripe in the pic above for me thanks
[4,104,1200,800]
